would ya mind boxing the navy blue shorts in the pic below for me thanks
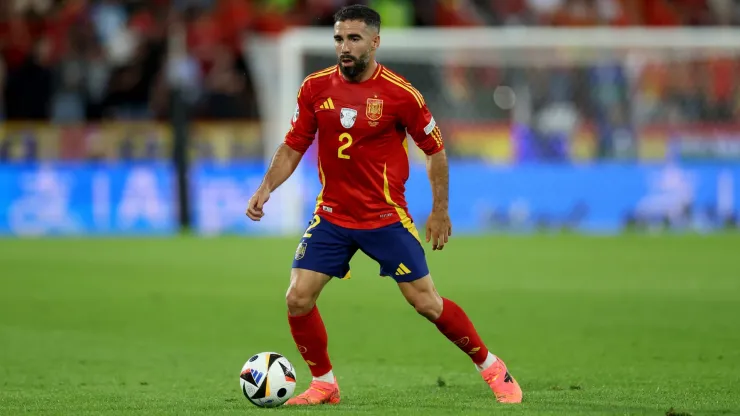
[292,215,429,283]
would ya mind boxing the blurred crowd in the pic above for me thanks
[0,0,260,122]
[1,0,740,128]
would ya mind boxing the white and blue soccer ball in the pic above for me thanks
[239,352,297,408]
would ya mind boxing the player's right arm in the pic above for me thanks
[246,80,317,221]
[245,144,303,221]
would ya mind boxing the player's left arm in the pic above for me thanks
[401,99,452,250]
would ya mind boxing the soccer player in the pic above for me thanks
[245,5,522,406]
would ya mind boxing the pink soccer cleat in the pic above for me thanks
[285,378,340,406]
[481,359,523,403]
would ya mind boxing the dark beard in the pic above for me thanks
[338,53,369,80]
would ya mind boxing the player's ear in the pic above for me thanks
[372,34,380,50]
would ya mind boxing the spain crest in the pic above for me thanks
[295,242,307,260]
[366,98,383,121]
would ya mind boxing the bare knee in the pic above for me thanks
[399,275,443,321]
[285,268,331,316]
[412,294,443,320]
[286,287,315,316]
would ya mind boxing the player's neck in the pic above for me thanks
[342,60,379,83]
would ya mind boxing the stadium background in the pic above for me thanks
[2,0,740,236]
[2,2,740,415]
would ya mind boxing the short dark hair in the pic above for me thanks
[333,5,381,33]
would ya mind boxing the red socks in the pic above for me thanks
[433,297,490,365]
[288,305,333,377]
[288,299,489,376]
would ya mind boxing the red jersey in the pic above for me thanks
[284,64,444,230]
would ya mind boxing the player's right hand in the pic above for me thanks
[246,186,271,221]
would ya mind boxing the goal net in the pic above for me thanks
[244,27,740,234]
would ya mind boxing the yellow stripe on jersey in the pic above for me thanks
[382,68,413,86]
[380,74,424,108]
[381,70,425,106]
[306,66,336,81]
[431,126,443,147]
[314,160,326,214]
[402,137,408,155]
[298,66,336,98]
[383,164,421,243]
[372,64,383,80]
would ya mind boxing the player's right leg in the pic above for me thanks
[284,268,341,405]
[284,215,356,406]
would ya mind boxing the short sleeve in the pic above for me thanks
[400,95,444,156]
[284,81,317,154]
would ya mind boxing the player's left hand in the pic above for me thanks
[425,210,452,250]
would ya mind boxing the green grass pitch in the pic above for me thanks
[1,234,739,415]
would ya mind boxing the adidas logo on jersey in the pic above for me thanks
[395,263,412,276]
[319,98,335,110]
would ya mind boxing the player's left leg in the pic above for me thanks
[397,275,522,403]
[355,221,522,404]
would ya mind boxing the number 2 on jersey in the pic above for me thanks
[338,133,352,159]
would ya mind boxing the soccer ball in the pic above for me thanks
[239,352,297,408]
